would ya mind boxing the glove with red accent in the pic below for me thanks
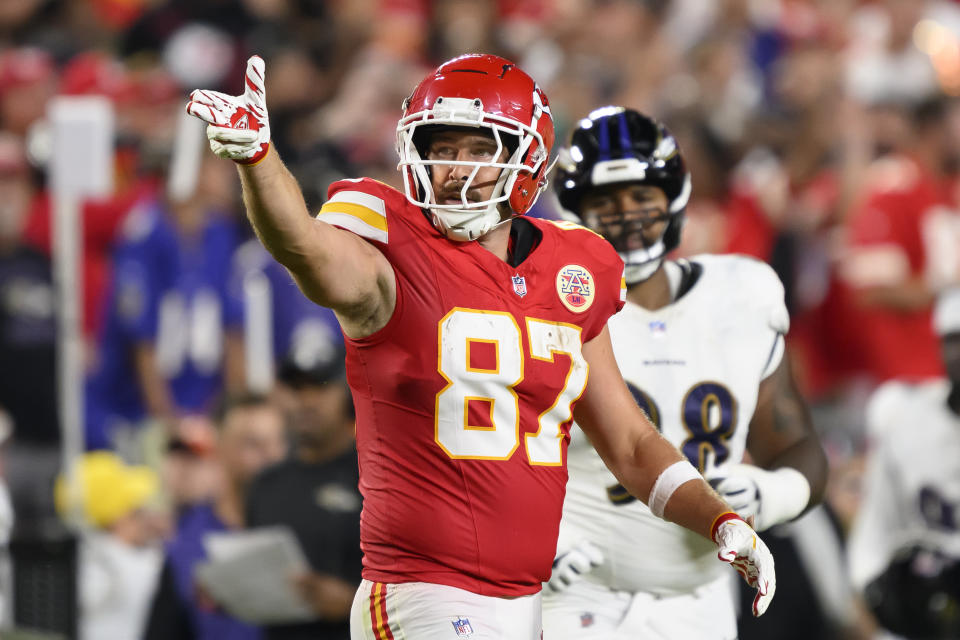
[712,512,776,617]
[186,55,270,165]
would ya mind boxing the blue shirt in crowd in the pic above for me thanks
[162,503,261,640]
[85,200,242,449]
[229,239,342,372]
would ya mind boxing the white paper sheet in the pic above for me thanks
[195,526,316,624]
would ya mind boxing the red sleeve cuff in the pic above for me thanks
[710,511,743,542]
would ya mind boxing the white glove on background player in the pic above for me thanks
[713,513,776,616]
[186,55,271,164]
[710,463,810,532]
[545,540,605,593]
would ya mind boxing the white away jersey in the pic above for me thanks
[558,254,789,595]
[848,379,960,590]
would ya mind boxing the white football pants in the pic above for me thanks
[350,579,542,640]
[541,573,737,640]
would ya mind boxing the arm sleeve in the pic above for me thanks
[143,558,196,640]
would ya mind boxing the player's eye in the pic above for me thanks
[470,145,496,159]
[429,145,457,160]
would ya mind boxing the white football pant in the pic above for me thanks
[542,573,737,640]
[350,579,542,640]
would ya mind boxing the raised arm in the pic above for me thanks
[186,56,395,338]
[574,325,776,616]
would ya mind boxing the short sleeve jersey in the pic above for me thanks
[317,178,625,596]
[560,255,789,595]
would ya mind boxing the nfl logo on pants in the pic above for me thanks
[451,616,474,637]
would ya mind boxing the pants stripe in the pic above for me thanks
[369,582,396,640]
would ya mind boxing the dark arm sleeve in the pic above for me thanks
[143,558,195,640]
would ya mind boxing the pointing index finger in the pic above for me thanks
[244,55,266,111]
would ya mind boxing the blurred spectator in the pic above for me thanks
[840,97,960,383]
[0,132,59,533]
[0,47,56,137]
[229,238,343,394]
[711,25,868,402]
[22,52,177,342]
[246,350,359,640]
[84,155,244,450]
[54,451,164,640]
[144,393,287,640]
[162,422,221,516]
[119,0,254,92]
[845,0,942,107]
[847,287,960,639]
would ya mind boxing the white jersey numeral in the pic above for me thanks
[436,309,523,459]
[435,309,588,464]
[526,319,587,465]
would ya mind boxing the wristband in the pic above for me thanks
[648,460,701,518]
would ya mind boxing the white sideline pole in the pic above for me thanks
[244,271,274,393]
[167,109,204,203]
[48,96,114,529]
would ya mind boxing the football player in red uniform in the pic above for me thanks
[187,53,776,639]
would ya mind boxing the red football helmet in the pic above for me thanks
[396,54,555,241]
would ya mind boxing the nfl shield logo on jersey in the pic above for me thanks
[580,612,594,627]
[451,617,474,637]
[512,274,527,297]
[649,320,666,337]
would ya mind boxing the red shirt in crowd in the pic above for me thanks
[843,154,950,382]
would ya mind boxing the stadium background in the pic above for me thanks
[0,0,959,638]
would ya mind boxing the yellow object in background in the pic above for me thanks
[54,451,158,529]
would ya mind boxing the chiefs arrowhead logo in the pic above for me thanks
[234,113,249,130]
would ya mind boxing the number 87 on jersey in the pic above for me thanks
[435,308,590,466]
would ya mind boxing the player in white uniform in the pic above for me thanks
[847,288,960,639]
[542,107,828,639]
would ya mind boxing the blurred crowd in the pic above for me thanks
[1,0,959,638]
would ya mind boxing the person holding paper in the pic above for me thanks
[246,346,361,639]
[144,393,287,640]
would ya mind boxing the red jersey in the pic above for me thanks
[317,178,625,596]
[844,155,948,382]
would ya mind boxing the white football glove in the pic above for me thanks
[545,540,605,594]
[710,463,810,532]
[713,514,776,617]
[186,55,271,164]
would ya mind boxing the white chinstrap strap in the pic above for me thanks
[648,460,701,518]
